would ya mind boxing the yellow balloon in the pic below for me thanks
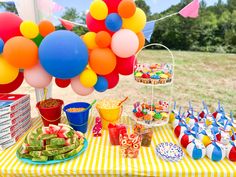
[83,32,98,50]
[0,56,19,84]
[80,69,98,87]
[122,8,147,33]
[90,0,108,20]
[20,21,39,39]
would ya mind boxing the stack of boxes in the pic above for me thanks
[0,94,31,150]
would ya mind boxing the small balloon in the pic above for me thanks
[39,20,55,37]
[83,32,98,50]
[118,0,136,18]
[104,69,119,89]
[20,21,39,39]
[55,78,71,88]
[105,13,122,32]
[122,8,147,33]
[89,48,117,75]
[103,0,122,13]
[116,55,136,76]
[111,29,139,58]
[86,12,106,33]
[0,39,4,54]
[79,69,98,88]
[90,0,108,20]
[0,56,19,84]
[136,32,145,52]
[0,71,24,93]
[95,31,111,48]
[71,76,94,96]
[0,12,22,42]
[94,76,108,92]
[24,64,52,89]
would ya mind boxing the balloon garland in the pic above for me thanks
[0,0,146,95]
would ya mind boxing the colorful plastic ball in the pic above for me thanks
[186,139,206,160]
[0,12,22,42]
[89,48,116,75]
[0,71,24,93]
[24,64,52,89]
[86,13,106,33]
[227,141,236,162]
[111,29,139,58]
[0,56,19,84]
[94,76,108,92]
[206,142,226,161]
[95,31,111,48]
[122,8,147,33]
[90,0,108,20]
[83,32,98,50]
[39,30,88,79]
[179,131,195,148]
[116,55,136,75]
[39,20,55,37]
[79,69,98,88]
[0,38,4,54]
[71,76,94,96]
[20,21,39,39]
[137,32,145,52]
[3,36,38,69]
[105,13,122,32]
[104,69,119,89]
[174,125,187,138]
[118,0,136,18]
[55,78,71,88]
[103,0,122,13]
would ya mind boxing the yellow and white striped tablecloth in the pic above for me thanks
[0,117,235,177]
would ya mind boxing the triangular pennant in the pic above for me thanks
[59,18,75,31]
[142,21,156,42]
[179,0,200,18]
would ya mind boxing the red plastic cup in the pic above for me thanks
[108,124,127,145]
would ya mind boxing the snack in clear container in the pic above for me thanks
[133,124,153,147]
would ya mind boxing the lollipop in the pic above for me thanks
[179,130,195,148]
[187,139,206,160]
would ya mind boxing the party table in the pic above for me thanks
[0,117,235,177]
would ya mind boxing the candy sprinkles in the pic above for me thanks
[170,101,236,162]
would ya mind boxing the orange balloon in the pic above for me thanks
[95,31,111,48]
[118,0,136,18]
[89,48,116,75]
[39,20,55,37]
[136,32,145,52]
[3,36,38,69]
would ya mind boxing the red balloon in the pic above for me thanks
[0,12,22,42]
[0,72,24,93]
[86,13,106,33]
[116,55,136,76]
[104,69,119,89]
[55,78,71,88]
[103,0,122,13]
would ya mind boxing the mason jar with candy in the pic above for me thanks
[133,124,153,147]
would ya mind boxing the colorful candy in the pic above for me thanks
[92,117,102,137]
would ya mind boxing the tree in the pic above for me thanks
[0,2,17,14]
[135,0,151,19]
[227,0,236,11]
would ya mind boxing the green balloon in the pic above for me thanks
[32,34,44,47]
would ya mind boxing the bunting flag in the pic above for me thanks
[142,21,156,42]
[179,0,200,18]
[58,18,75,30]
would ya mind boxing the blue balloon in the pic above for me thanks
[94,76,108,92]
[105,13,122,32]
[0,38,4,54]
[39,30,88,79]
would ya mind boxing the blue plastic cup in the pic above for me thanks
[63,102,91,133]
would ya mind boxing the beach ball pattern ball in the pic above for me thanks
[206,142,226,161]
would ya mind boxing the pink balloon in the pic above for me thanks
[71,76,94,96]
[111,29,139,58]
[24,64,52,88]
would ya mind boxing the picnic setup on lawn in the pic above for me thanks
[0,0,235,176]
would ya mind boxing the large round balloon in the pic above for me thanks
[39,20,55,37]
[24,64,52,88]
[111,29,139,58]
[20,21,39,39]
[83,32,98,50]
[105,13,122,32]
[122,8,147,33]
[103,0,122,13]
[95,31,111,48]
[116,55,136,76]
[55,78,71,88]
[90,0,108,20]
[0,12,22,42]
[89,48,116,75]
[0,72,24,93]
[0,56,19,84]
[94,76,108,92]
[118,0,136,18]
[79,69,98,88]
[39,30,88,79]
[3,36,39,69]
[71,76,94,96]
[137,32,145,52]
[104,69,119,89]
[0,38,4,54]
[86,13,106,33]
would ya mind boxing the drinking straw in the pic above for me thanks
[218,101,221,112]
[212,129,217,142]
[195,123,199,139]
[178,106,182,116]
[173,101,176,110]
[232,130,236,140]
[118,97,128,106]
[224,119,228,131]
[84,100,97,112]
[230,111,234,123]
